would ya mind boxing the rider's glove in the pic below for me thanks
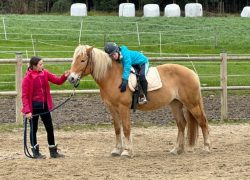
[119,79,128,93]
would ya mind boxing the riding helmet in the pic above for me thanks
[104,42,119,55]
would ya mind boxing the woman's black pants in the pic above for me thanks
[29,103,55,146]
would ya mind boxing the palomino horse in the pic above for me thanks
[68,45,210,157]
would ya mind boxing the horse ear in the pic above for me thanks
[87,46,94,56]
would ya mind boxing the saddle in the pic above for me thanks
[128,67,162,112]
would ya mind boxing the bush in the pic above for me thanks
[0,0,29,14]
[93,0,117,11]
[51,0,71,13]
[0,1,8,13]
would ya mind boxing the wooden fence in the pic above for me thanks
[0,53,250,124]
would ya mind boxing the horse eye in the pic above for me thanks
[81,59,85,62]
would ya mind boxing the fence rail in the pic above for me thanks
[1,53,250,124]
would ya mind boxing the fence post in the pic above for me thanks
[159,32,162,56]
[136,22,140,46]
[16,52,23,124]
[220,53,228,121]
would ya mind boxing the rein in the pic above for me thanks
[23,88,76,158]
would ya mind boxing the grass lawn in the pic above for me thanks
[0,14,249,91]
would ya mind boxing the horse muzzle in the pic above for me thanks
[68,74,81,88]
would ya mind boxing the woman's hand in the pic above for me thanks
[64,70,70,78]
[25,112,32,120]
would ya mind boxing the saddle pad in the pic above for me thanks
[128,67,162,92]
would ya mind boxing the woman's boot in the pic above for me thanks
[31,144,46,159]
[49,144,65,158]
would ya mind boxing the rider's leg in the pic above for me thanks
[139,63,149,103]
[139,78,148,98]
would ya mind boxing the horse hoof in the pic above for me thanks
[121,150,132,157]
[170,148,178,155]
[111,148,122,156]
[203,146,211,153]
[186,147,195,153]
[170,148,183,155]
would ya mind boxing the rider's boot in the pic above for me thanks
[139,79,148,105]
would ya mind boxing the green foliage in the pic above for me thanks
[1,15,250,58]
[51,0,71,13]
[141,0,159,5]
[0,1,7,13]
[0,0,247,14]
[0,15,249,91]
[0,0,47,14]
[0,124,23,133]
[93,0,118,11]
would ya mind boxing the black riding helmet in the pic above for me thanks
[104,42,119,55]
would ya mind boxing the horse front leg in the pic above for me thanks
[119,105,133,157]
[108,106,123,156]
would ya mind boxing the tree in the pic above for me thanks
[72,0,94,11]
[93,0,117,11]
[44,0,54,12]
[0,0,250,14]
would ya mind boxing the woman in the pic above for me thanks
[22,56,69,159]
[104,42,149,104]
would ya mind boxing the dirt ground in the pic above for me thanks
[0,94,249,179]
[0,124,250,179]
[1,94,250,124]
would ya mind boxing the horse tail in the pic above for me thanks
[186,109,199,147]
[186,91,209,147]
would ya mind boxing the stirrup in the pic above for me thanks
[138,95,148,105]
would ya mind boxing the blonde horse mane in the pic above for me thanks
[73,45,112,80]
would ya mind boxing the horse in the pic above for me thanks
[67,45,211,157]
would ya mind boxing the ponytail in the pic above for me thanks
[28,56,42,70]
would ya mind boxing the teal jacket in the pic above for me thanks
[120,46,148,80]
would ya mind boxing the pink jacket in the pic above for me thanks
[22,69,67,114]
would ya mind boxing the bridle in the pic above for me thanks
[77,50,94,83]
[72,50,94,88]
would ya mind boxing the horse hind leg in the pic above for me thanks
[169,100,187,155]
[187,103,211,152]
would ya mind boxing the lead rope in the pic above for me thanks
[23,88,76,158]
[24,117,34,158]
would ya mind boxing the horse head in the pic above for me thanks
[68,45,94,87]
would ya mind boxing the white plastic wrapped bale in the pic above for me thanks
[143,4,160,17]
[70,3,87,16]
[185,3,203,17]
[119,3,135,17]
[164,4,181,17]
[241,6,250,17]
